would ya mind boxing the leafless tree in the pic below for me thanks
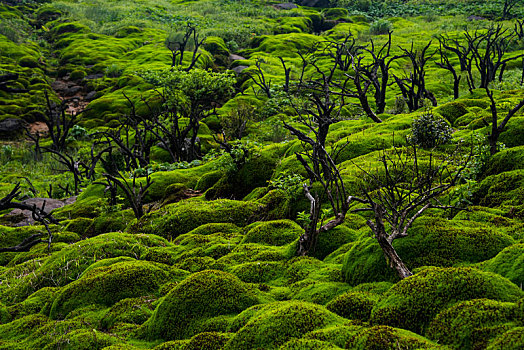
[0,184,59,252]
[465,25,524,89]
[166,23,204,71]
[485,86,524,155]
[393,41,437,112]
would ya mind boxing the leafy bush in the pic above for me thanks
[369,19,392,35]
[408,113,453,148]
[105,63,123,78]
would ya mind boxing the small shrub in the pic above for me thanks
[408,113,453,148]
[105,63,123,78]
[369,19,392,35]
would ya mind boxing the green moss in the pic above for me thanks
[49,260,171,319]
[326,291,380,321]
[101,296,156,330]
[435,101,469,125]
[322,8,349,20]
[498,115,523,147]
[128,199,263,240]
[341,238,397,286]
[280,338,342,349]
[229,261,286,284]
[195,170,224,192]
[483,146,524,177]
[292,281,351,305]
[184,331,233,350]
[225,300,345,350]
[473,170,524,207]
[0,314,49,343]
[43,328,120,350]
[487,327,524,350]
[241,220,301,246]
[479,243,524,286]
[7,287,57,320]
[0,302,9,324]
[348,325,448,350]
[63,217,94,236]
[427,298,517,350]
[0,233,169,305]
[370,267,523,334]
[312,225,358,261]
[141,270,261,340]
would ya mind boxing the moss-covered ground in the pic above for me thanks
[1,0,524,348]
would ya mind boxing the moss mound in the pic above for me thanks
[280,338,343,349]
[487,327,524,350]
[480,243,524,286]
[370,267,523,334]
[225,301,346,350]
[326,291,380,321]
[473,170,524,207]
[348,325,448,350]
[185,332,233,350]
[241,220,302,246]
[49,260,170,319]
[100,297,156,330]
[427,298,517,350]
[141,270,260,340]
[129,199,263,240]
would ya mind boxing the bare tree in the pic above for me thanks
[99,172,153,219]
[465,25,524,89]
[485,86,524,155]
[348,146,469,279]
[393,41,437,112]
[248,58,273,98]
[166,23,205,71]
[502,0,523,20]
[0,184,59,252]
[283,51,351,256]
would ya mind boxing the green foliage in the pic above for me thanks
[408,112,453,148]
[370,267,523,334]
[369,19,392,35]
[140,269,261,340]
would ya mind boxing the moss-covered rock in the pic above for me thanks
[280,338,342,349]
[141,270,261,340]
[229,261,286,284]
[347,325,448,350]
[128,199,263,240]
[185,331,233,350]
[487,327,524,349]
[241,220,301,246]
[370,267,523,334]
[472,170,524,207]
[435,101,469,125]
[479,243,524,286]
[225,301,346,350]
[427,298,517,350]
[312,225,358,261]
[49,260,171,319]
[100,297,156,330]
[326,291,380,321]
[483,146,524,177]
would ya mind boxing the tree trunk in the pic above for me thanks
[376,232,413,279]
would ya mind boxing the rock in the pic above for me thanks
[63,85,82,96]
[229,54,247,61]
[274,3,298,10]
[85,73,104,80]
[467,15,486,21]
[232,65,249,74]
[2,197,76,227]
[295,0,330,7]
[0,118,27,140]
[84,91,97,101]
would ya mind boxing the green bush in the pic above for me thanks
[408,113,453,148]
[369,19,392,35]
